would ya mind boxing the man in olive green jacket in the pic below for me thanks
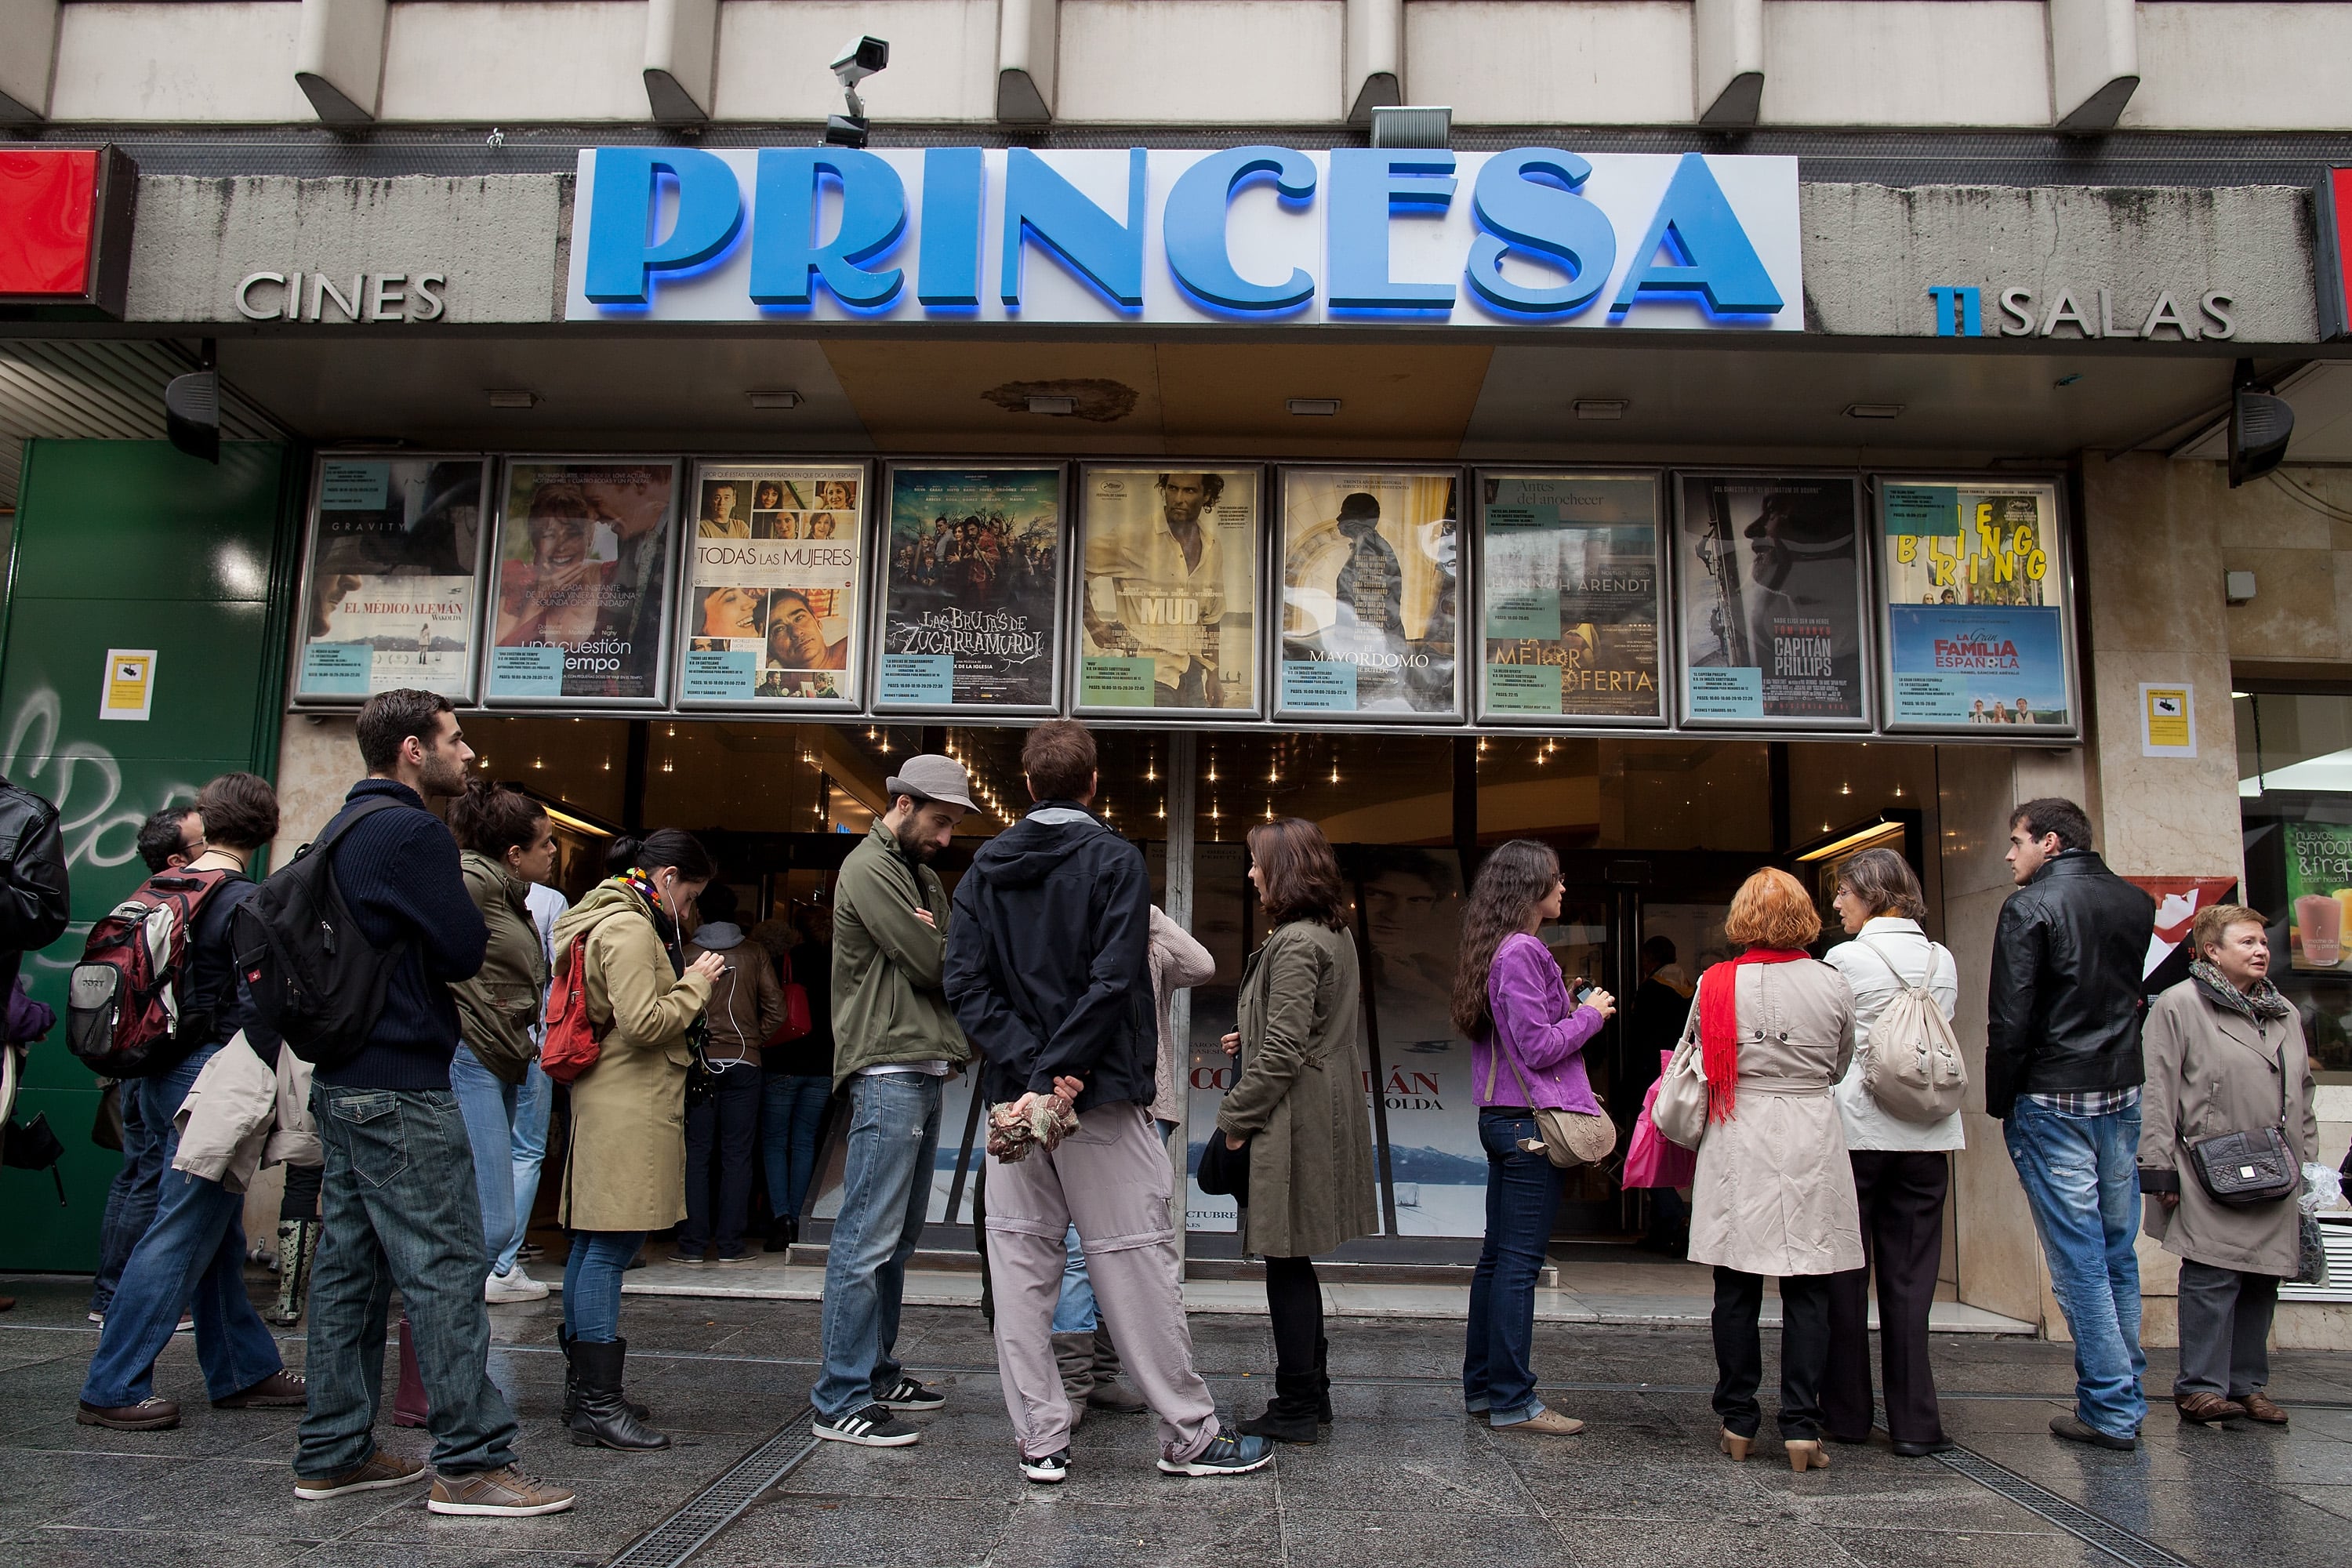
[811,755,975,1448]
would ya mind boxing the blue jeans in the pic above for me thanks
[813,1070,942,1420]
[80,1044,285,1406]
[89,1081,164,1316]
[1052,1223,1096,1334]
[295,1085,519,1480]
[497,1058,553,1276]
[448,1048,517,1279]
[1463,1109,1562,1425]
[563,1230,649,1344]
[761,1073,832,1222]
[2005,1098,2148,1439]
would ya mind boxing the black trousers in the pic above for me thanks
[1264,1255,1323,1388]
[1824,1149,1950,1444]
[1712,1268,1832,1440]
[681,1065,762,1253]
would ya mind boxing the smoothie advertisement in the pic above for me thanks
[677,462,864,707]
[2285,821,2352,972]
[1877,479,2074,734]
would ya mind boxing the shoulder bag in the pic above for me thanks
[1651,1023,1711,1151]
[2184,1022,2299,1206]
[1853,935,1968,1123]
[1489,1030,1614,1171]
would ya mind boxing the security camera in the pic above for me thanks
[831,36,888,88]
[826,35,887,147]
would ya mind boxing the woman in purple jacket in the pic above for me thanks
[1452,840,1614,1437]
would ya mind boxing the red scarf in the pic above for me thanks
[1698,946,1811,1123]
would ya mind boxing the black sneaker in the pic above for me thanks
[813,1403,920,1447]
[1157,1431,1274,1476]
[668,1248,706,1267]
[1021,1448,1071,1484]
[877,1375,945,1411]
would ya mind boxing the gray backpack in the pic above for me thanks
[1855,935,1966,1123]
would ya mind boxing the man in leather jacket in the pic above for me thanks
[1987,797,2156,1453]
[0,775,72,1004]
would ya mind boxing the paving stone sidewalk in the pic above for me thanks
[4,1275,2348,1568]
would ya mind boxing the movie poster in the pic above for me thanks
[1878,480,2074,733]
[485,458,677,704]
[1277,467,1461,719]
[2284,822,2352,973]
[295,456,488,702]
[1476,472,1664,723]
[1674,474,1867,727]
[874,466,1063,710]
[677,462,864,707]
[1077,466,1260,713]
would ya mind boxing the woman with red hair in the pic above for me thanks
[1684,867,1861,1472]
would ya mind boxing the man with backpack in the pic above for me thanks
[76,773,308,1429]
[286,689,573,1517]
[0,771,70,1016]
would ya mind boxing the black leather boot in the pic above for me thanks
[568,1338,670,1450]
[1315,1334,1334,1425]
[1238,1372,1322,1445]
[561,1326,652,1425]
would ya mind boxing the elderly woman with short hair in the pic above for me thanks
[1684,867,1862,1472]
[2139,904,2318,1427]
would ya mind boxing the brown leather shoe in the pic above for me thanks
[78,1396,180,1430]
[2238,1392,2290,1426]
[2175,1392,2246,1424]
[426,1466,575,1517]
[215,1369,308,1408]
[294,1450,427,1500]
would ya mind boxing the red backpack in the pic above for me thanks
[539,931,606,1085]
[66,867,235,1077]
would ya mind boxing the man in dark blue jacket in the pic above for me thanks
[292,689,574,1519]
[945,719,1268,1485]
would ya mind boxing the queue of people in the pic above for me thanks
[6,689,2333,1512]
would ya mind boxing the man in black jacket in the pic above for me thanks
[291,690,574,1518]
[1987,797,2157,1452]
[945,720,1269,1485]
[0,773,71,1005]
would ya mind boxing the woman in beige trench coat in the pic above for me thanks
[553,830,721,1451]
[1684,868,1861,1472]
[2138,903,2318,1427]
[1216,818,1377,1444]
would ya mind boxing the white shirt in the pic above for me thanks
[1824,917,1965,1152]
[524,883,571,1047]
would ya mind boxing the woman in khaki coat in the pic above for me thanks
[1684,868,1861,1472]
[2139,903,2318,1427]
[1216,818,1377,1444]
[554,830,722,1451]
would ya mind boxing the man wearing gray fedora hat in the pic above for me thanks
[810,753,976,1449]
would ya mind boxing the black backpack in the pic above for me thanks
[231,796,414,1069]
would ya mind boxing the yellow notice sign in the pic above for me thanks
[2140,683,2194,757]
[100,648,157,722]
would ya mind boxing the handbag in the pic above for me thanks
[768,949,813,1046]
[1489,1030,1614,1171]
[2183,1025,2300,1207]
[1195,1131,1250,1203]
[1651,1025,1711,1151]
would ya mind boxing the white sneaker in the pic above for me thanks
[484,1267,549,1303]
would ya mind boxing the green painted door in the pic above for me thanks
[1,439,297,1272]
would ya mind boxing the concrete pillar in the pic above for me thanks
[2049,0,2140,132]
[294,0,387,125]
[643,0,719,124]
[0,0,58,122]
[996,0,1058,123]
[1344,0,1403,125]
[1692,0,1762,126]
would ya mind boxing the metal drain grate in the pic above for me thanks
[1933,1448,2198,1568]
[604,1408,821,1568]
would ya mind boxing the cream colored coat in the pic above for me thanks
[1148,905,1215,1125]
[2138,977,2318,1279]
[555,883,713,1233]
[1686,960,1865,1279]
